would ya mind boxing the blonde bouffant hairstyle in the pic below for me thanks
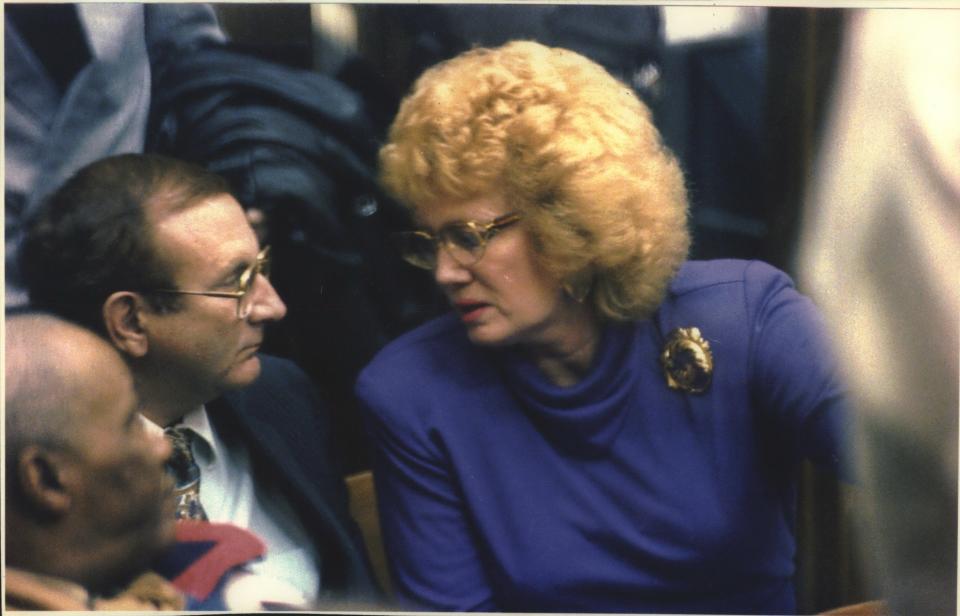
[380,41,690,322]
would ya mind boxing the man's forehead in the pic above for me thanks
[150,194,254,250]
[148,191,242,228]
[148,194,259,284]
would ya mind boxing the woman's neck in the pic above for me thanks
[524,305,603,388]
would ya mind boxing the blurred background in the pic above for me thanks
[6,4,915,612]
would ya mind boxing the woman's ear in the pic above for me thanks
[562,269,595,304]
[103,291,149,357]
[17,445,72,516]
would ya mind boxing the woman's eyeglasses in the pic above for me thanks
[148,246,271,319]
[393,213,521,270]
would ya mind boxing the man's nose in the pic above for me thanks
[247,274,287,323]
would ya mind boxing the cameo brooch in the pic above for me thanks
[660,327,714,394]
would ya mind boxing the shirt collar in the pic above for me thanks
[180,406,213,446]
[179,406,216,466]
[143,406,217,466]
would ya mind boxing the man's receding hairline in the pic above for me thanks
[143,183,235,224]
[142,189,241,284]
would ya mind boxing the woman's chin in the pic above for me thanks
[465,325,512,348]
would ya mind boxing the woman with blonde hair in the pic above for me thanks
[357,41,847,613]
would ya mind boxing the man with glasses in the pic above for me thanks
[18,153,377,607]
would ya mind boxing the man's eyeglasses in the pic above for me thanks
[393,213,521,270]
[150,246,271,319]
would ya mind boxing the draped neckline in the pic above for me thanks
[496,321,639,457]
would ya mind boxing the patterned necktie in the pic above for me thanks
[164,426,208,521]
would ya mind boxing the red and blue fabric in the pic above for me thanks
[152,521,265,610]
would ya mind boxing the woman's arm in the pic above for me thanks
[357,373,498,611]
[745,260,851,477]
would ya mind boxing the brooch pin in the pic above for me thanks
[660,327,714,394]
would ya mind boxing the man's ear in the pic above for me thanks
[17,445,72,516]
[104,291,149,357]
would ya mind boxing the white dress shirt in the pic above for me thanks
[147,407,321,606]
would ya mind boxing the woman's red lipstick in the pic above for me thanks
[455,301,488,324]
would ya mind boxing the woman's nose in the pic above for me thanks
[433,244,472,287]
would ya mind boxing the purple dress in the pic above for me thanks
[357,259,849,613]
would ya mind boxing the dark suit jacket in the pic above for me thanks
[206,355,378,602]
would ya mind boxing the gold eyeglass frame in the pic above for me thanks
[149,246,272,319]
[393,213,521,270]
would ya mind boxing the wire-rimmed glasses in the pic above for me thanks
[149,246,272,319]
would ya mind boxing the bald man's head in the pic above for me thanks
[4,312,176,592]
[6,313,130,461]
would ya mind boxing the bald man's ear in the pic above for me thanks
[104,292,149,358]
[17,445,72,516]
